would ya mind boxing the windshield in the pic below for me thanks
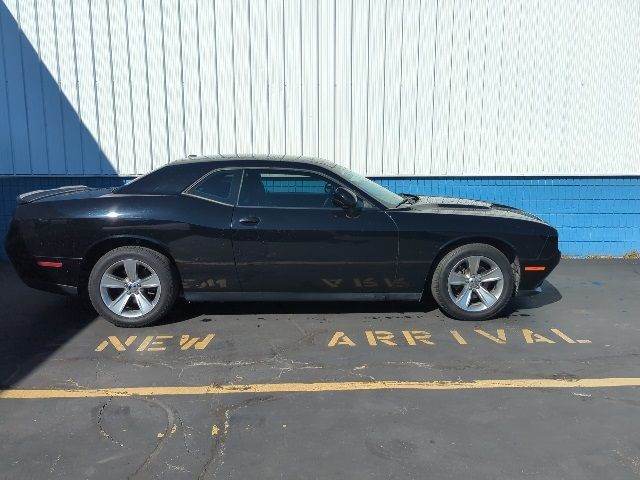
[331,164,404,208]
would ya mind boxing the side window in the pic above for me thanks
[238,169,338,208]
[187,169,242,204]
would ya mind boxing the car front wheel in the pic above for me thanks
[87,246,178,327]
[430,243,514,320]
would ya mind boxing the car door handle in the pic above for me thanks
[238,216,260,226]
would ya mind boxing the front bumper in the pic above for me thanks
[519,235,561,290]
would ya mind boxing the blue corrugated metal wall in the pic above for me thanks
[2,175,638,259]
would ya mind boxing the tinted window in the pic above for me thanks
[238,169,338,208]
[330,163,403,208]
[116,163,212,195]
[188,169,241,204]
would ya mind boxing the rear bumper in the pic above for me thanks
[7,255,81,296]
[5,219,81,296]
[19,275,78,295]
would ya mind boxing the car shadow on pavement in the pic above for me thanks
[0,291,100,388]
[155,296,440,326]
[152,281,562,327]
[501,280,563,318]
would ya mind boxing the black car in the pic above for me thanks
[5,156,560,327]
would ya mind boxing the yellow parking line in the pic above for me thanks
[1,377,639,399]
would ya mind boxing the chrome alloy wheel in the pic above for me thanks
[99,259,162,318]
[447,255,505,312]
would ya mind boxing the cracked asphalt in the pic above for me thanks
[1,259,640,479]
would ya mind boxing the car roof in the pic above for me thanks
[171,154,339,170]
[116,155,346,195]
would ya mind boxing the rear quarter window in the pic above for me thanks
[187,170,242,204]
[116,164,211,195]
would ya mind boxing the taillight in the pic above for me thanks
[36,261,63,268]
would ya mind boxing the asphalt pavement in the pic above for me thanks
[1,259,639,479]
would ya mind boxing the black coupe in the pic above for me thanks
[6,156,560,326]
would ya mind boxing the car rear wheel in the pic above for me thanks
[88,246,178,327]
[430,243,514,320]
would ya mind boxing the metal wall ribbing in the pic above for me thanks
[1,0,639,177]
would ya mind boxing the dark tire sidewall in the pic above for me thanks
[87,246,177,327]
[431,244,514,321]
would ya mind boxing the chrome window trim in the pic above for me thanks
[181,167,243,207]
[235,166,374,210]
[182,165,382,210]
[181,192,235,207]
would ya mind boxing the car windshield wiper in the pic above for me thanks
[396,193,419,207]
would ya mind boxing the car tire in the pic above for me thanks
[87,246,178,327]
[430,243,514,321]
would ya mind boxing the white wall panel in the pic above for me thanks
[494,0,512,175]
[430,0,454,176]
[448,0,470,175]
[366,0,385,174]
[462,0,485,175]
[3,0,30,174]
[89,0,117,174]
[300,0,318,157]
[382,0,401,175]
[14,0,45,174]
[108,0,135,174]
[198,0,220,157]
[398,0,420,176]
[316,0,334,163]
[232,0,252,154]
[161,0,186,162]
[334,0,352,169]
[266,0,285,155]
[414,0,438,176]
[0,2,13,174]
[71,0,99,174]
[350,0,368,174]
[249,0,269,154]
[283,0,302,156]
[55,0,84,173]
[480,0,501,173]
[127,0,152,174]
[145,0,171,169]
[180,0,203,156]
[1,0,639,176]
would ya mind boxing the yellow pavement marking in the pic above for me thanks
[95,334,215,352]
[474,329,507,344]
[550,329,576,343]
[449,330,468,345]
[1,377,639,399]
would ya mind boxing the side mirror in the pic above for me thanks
[332,187,362,216]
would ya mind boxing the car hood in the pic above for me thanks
[404,195,547,224]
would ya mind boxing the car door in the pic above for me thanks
[177,168,243,293]
[231,167,403,296]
